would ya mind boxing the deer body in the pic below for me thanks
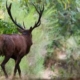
[0,34,32,58]
[0,34,33,78]
[0,1,44,79]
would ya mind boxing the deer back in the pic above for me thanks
[0,34,32,57]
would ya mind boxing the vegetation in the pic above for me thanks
[0,0,80,79]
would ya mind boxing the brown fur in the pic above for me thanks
[0,34,32,58]
[0,33,32,78]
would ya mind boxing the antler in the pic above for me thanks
[6,1,24,30]
[30,3,44,32]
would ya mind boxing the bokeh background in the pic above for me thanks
[0,0,80,80]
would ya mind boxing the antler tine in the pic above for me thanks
[6,1,12,12]
[31,3,40,14]
[6,1,24,30]
[39,5,44,19]
[41,5,44,14]
[30,4,44,32]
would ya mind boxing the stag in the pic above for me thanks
[0,2,44,79]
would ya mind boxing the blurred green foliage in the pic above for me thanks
[45,0,80,54]
[0,19,17,34]
[44,0,80,78]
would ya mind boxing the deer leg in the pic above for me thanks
[1,56,10,78]
[13,57,21,77]
[14,59,21,78]
[17,65,21,78]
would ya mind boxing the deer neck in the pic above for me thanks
[23,34,33,46]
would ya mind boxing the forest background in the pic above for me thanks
[0,0,80,79]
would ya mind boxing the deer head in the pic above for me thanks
[6,2,44,35]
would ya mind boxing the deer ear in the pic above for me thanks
[17,28,24,33]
